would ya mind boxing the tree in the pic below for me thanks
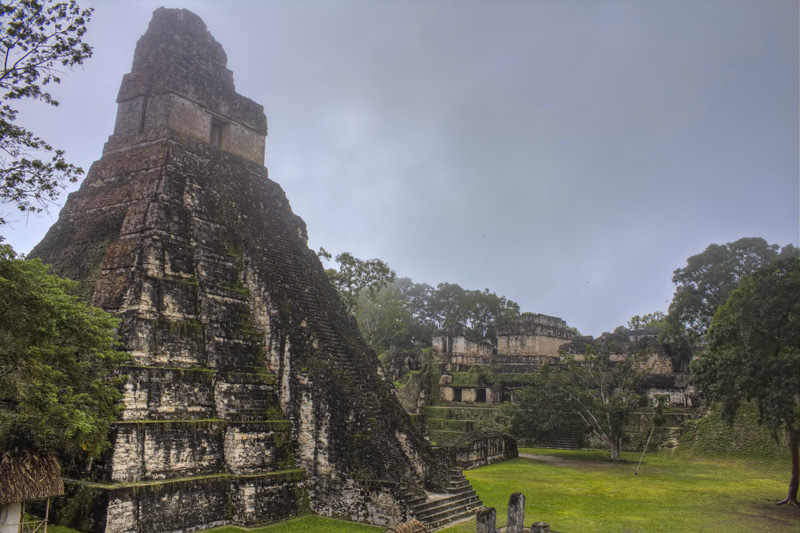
[356,283,414,352]
[0,0,93,224]
[504,346,649,461]
[394,277,437,346]
[502,369,583,446]
[662,237,797,370]
[319,248,396,315]
[0,242,127,459]
[426,282,519,343]
[667,238,795,338]
[692,257,800,506]
[461,288,519,343]
[626,312,666,331]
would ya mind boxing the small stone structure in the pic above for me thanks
[433,314,576,406]
[432,326,494,360]
[497,314,575,357]
[435,431,518,470]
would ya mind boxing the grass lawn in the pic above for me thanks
[439,448,799,533]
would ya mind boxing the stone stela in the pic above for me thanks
[476,492,551,533]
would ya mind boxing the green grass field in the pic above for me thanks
[439,448,799,533]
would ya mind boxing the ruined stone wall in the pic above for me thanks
[496,314,575,356]
[112,93,265,164]
[496,334,570,357]
[432,332,493,357]
[435,433,518,470]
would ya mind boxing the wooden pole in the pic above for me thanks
[635,426,656,475]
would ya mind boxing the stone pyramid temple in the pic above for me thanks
[31,8,481,532]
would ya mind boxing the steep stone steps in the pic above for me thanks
[409,472,482,531]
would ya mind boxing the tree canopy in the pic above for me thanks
[319,247,396,315]
[667,237,795,338]
[0,0,93,224]
[0,242,127,459]
[692,257,800,506]
[661,237,797,371]
[321,250,521,352]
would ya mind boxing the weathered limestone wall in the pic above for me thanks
[496,334,570,357]
[312,480,412,528]
[439,386,500,405]
[432,332,493,357]
[112,93,265,164]
[109,7,266,165]
[32,8,449,531]
[436,433,518,470]
[496,314,575,356]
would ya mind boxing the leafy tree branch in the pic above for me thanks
[0,0,93,224]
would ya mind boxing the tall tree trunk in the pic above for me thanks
[609,438,621,462]
[777,427,799,506]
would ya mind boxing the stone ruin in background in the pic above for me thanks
[432,312,694,409]
[423,312,697,451]
[31,8,484,532]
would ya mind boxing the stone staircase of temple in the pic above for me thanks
[407,471,483,531]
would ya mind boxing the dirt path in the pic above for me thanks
[518,452,622,467]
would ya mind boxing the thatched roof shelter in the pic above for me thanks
[0,451,64,505]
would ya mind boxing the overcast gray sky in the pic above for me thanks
[1,0,798,337]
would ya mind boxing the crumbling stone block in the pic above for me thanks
[476,506,497,533]
[531,521,550,533]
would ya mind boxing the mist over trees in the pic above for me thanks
[320,251,520,353]
[358,276,520,352]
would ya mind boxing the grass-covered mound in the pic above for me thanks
[674,401,790,462]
